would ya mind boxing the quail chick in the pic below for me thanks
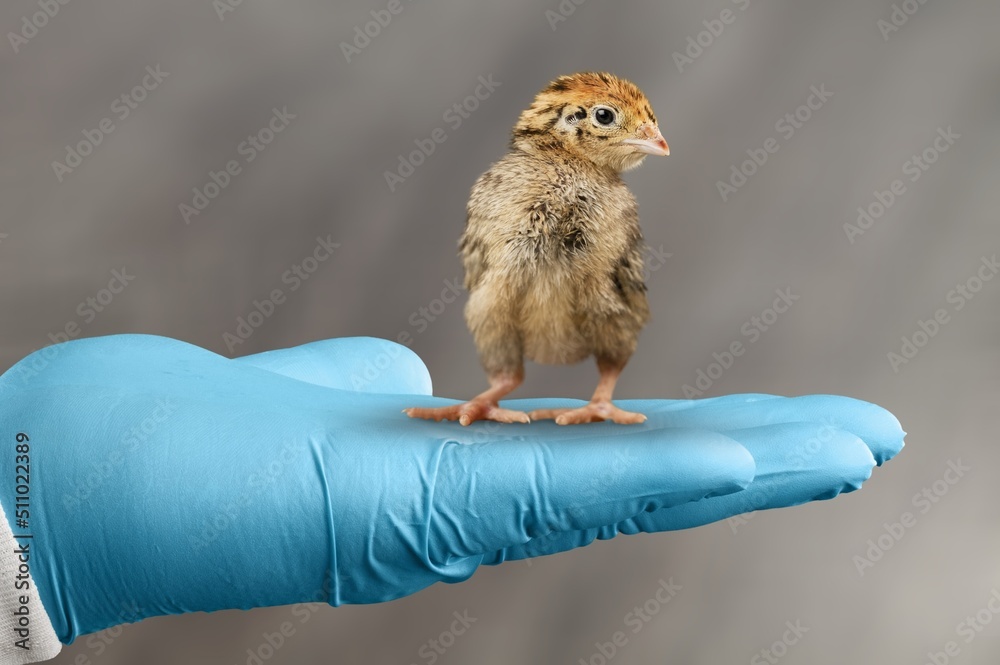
[406,72,669,426]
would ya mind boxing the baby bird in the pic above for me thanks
[406,72,669,425]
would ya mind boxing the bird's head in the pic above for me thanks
[511,72,669,172]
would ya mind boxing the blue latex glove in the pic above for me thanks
[0,335,904,648]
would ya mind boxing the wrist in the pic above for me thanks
[0,501,61,664]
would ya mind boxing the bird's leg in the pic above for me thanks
[404,370,530,426]
[529,357,646,425]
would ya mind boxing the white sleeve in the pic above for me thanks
[0,502,61,664]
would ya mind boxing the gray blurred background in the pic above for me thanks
[2,0,999,662]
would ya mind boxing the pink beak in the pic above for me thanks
[622,123,670,156]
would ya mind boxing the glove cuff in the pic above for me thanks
[0,502,60,663]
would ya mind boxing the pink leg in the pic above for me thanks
[405,371,530,426]
[529,357,646,425]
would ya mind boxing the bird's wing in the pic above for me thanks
[603,223,652,347]
[458,213,490,292]
[612,228,649,298]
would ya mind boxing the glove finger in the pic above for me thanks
[504,394,905,465]
[234,337,432,396]
[484,422,876,564]
[428,426,755,563]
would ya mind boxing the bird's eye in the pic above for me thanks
[594,106,616,126]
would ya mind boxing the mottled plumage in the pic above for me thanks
[406,72,669,425]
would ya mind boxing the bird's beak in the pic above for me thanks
[622,123,670,156]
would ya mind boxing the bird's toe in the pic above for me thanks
[543,402,648,425]
[489,406,531,424]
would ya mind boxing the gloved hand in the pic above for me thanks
[0,334,904,661]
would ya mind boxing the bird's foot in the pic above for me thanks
[404,401,530,426]
[528,401,647,425]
